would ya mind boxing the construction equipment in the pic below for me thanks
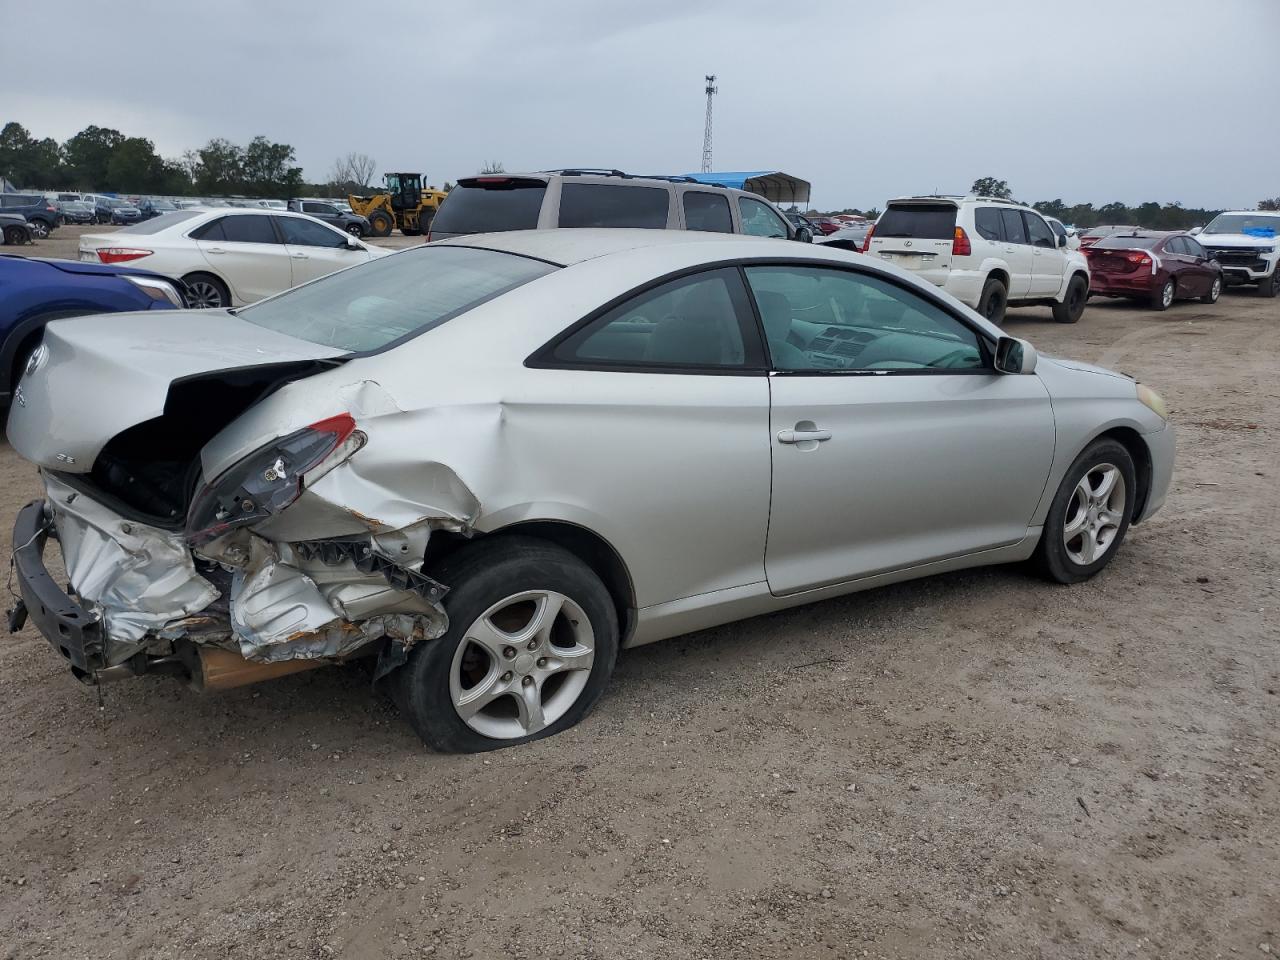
[348,173,448,238]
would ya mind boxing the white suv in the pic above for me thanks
[864,196,1091,324]
[1195,210,1280,297]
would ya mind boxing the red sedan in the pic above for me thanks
[1084,232,1223,310]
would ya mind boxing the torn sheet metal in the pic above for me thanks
[44,473,220,659]
[224,535,448,662]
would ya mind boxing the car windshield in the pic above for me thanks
[151,200,176,210]
[1203,213,1280,237]
[237,245,557,352]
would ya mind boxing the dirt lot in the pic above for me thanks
[1,236,1277,959]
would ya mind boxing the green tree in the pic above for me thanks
[0,122,62,187]
[194,138,245,194]
[1260,197,1280,211]
[1033,199,1068,220]
[242,135,302,197]
[63,125,125,188]
[970,176,1012,199]
[104,136,164,192]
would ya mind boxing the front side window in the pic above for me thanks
[1024,212,1055,249]
[1047,219,1067,241]
[744,265,985,373]
[557,183,669,229]
[1000,209,1028,244]
[738,197,789,238]
[974,207,1003,242]
[552,269,753,369]
[278,216,346,248]
[239,246,555,352]
[683,191,732,232]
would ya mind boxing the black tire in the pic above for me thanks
[401,225,422,237]
[1032,438,1137,584]
[1052,274,1088,323]
[181,272,230,309]
[1258,269,1279,298]
[1200,274,1222,304]
[395,536,619,753]
[344,222,364,237]
[1150,279,1175,311]
[3,226,29,245]
[367,209,393,238]
[977,277,1008,326]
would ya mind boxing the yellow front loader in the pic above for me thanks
[348,172,448,237]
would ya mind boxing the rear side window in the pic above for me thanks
[557,183,669,229]
[221,215,279,243]
[683,191,732,232]
[876,203,957,240]
[430,178,547,235]
[974,208,1003,242]
[551,268,754,369]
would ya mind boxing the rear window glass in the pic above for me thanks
[430,179,547,235]
[238,246,556,352]
[558,183,669,229]
[875,203,957,240]
[1092,236,1161,250]
[114,211,204,234]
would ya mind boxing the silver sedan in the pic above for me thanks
[7,230,1174,751]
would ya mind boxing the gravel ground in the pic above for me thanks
[1,232,1277,959]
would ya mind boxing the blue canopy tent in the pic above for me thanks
[681,170,810,205]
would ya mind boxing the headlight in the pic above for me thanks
[1136,383,1168,420]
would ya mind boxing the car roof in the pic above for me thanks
[435,228,792,267]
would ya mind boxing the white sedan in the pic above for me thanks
[78,208,384,308]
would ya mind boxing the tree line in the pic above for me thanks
[0,121,367,198]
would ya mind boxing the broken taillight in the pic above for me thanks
[186,413,363,545]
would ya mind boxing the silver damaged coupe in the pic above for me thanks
[7,230,1174,751]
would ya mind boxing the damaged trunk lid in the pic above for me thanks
[7,309,348,476]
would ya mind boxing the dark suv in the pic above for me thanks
[429,170,805,243]
[0,195,60,240]
[286,199,370,237]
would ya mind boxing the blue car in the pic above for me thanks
[0,254,186,406]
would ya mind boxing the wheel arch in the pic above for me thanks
[431,519,638,644]
[181,269,235,305]
[1093,425,1153,524]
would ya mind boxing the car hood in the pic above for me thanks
[7,309,347,473]
[1198,232,1279,249]
[1039,355,1132,382]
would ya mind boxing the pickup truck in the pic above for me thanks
[1195,211,1280,296]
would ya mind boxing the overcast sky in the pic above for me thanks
[7,0,1278,210]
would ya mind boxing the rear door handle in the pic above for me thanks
[207,246,226,255]
[777,428,832,444]
[291,252,308,259]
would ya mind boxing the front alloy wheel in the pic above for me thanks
[1062,464,1126,566]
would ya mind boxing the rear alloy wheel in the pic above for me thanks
[367,209,394,237]
[1052,275,1088,324]
[1032,438,1136,584]
[395,536,618,752]
[345,222,364,237]
[1201,276,1222,304]
[28,220,50,239]
[977,277,1008,326]
[182,273,230,309]
[1151,279,1175,311]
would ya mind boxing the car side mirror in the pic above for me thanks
[1056,233,1067,248]
[994,336,1038,375]
[344,236,363,250]
[796,226,813,243]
